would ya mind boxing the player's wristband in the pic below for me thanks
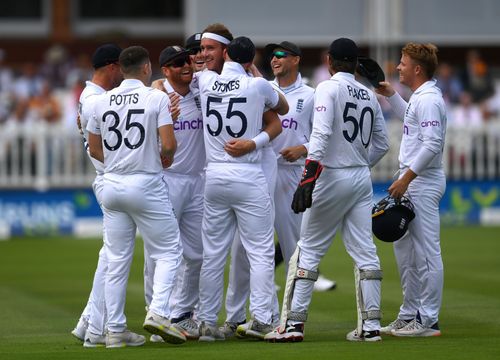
[252,131,270,150]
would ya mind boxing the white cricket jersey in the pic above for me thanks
[79,81,106,174]
[86,79,172,175]
[308,72,388,168]
[395,80,447,172]
[270,73,314,167]
[162,79,205,174]
[197,62,279,164]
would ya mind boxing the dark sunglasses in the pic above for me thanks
[189,47,201,54]
[166,56,191,68]
[272,50,290,59]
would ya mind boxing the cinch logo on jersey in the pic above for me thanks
[315,105,327,112]
[347,85,370,100]
[174,118,203,131]
[212,80,240,92]
[403,124,409,135]
[109,93,139,106]
[281,118,298,130]
[421,120,440,127]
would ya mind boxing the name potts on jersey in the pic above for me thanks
[109,93,139,105]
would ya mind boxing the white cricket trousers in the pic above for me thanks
[394,168,446,327]
[102,172,182,332]
[274,165,303,264]
[198,163,275,326]
[82,174,108,336]
[144,171,204,319]
[291,167,381,331]
[224,146,280,325]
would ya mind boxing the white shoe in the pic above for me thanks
[391,319,441,337]
[380,318,410,335]
[236,319,273,340]
[173,317,199,340]
[106,329,146,348]
[198,321,225,342]
[71,317,88,342]
[150,334,164,343]
[313,275,337,292]
[346,329,382,342]
[219,320,245,338]
[83,330,106,348]
[264,322,304,343]
[143,311,186,344]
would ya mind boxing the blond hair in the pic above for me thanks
[402,42,438,79]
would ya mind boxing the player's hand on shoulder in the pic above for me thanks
[374,81,395,97]
[151,78,166,92]
[247,63,263,78]
[224,139,256,157]
[280,145,307,162]
[168,93,181,122]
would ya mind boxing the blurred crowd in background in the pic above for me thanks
[1,44,500,133]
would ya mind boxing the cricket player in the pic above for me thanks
[376,42,447,337]
[144,45,205,341]
[71,44,122,348]
[266,41,335,291]
[179,23,282,339]
[265,38,389,343]
[185,32,205,72]
[87,46,185,347]
[195,36,287,341]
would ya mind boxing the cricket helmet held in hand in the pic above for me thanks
[372,195,415,242]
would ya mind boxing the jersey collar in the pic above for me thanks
[162,78,194,100]
[413,79,437,94]
[331,72,355,82]
[272,73,304,94]
[120,79,146,88]
[86,80,105,93]
[221,61,247,76]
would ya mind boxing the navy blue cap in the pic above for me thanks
[227,36,255,64]
[92,44,122,69]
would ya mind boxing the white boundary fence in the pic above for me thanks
[1,121,499,189]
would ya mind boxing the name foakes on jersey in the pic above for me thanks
[109,93,139,106]
[212,80,240,92]
[347,85,370,101]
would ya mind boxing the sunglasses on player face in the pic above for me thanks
[189,47,202,55]
[272,50,290,59]
[166,56,191,68]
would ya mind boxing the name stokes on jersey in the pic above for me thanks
[211,80,240,92]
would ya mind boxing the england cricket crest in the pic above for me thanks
[296,99,304,113]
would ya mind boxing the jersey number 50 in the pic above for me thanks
[343,102,374,148]
[206,96,247,138]
[102,109,145,151]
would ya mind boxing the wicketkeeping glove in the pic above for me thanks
[357,57,385,88]
[291,159,324,214]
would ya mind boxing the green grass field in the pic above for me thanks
[1,226,499,360]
